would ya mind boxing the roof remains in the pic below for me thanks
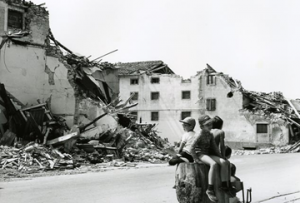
[205,64,300,126]
[115,61,174,75]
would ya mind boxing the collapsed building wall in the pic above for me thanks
[201,66,291,148]
[0,0,119,134]
[0,0,76,127]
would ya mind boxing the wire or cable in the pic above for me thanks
[3,42,11,72]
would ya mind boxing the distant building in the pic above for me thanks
[118,62,300,148]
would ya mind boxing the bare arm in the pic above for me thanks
[219,131,226,157]
[178,141,186,154]
[190,133,202,163]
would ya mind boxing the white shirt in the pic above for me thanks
[181,131,197,154]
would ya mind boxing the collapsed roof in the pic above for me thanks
[205,64,300,127]
[115,61,174,75]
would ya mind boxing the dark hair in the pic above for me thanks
[212,116,223,129]
[231,163,236,176]
[225,146,232,157]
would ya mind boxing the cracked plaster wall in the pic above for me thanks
[0,0,49,45]
[0,1,76,128]
[0,43,76,127]
[76,98,118,133]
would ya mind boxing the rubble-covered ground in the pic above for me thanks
[0,139,174,182]
[232,142,300,156]
[2,140,300,182]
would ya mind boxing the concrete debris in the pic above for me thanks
[0,91,173,180]
[123,147,172,163]
[232,144,300,156]
[0,83,71,145]
[0,143,78,173]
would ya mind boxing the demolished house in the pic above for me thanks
[118,63,300,149]
[204,65,300,148]
[0,0,172,174]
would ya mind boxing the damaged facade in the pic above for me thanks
[0,0,76,126]
[0,1,173,174]
[119,63,300,148]
[118,61,199,143]
[0,0,118,131]
[1,0,299,176]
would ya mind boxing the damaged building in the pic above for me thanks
[119,62,300,148]
[0,1,172,174]
[0,0,299,171]
[0,0,120,135]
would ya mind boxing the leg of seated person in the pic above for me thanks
[210,155,230,182]
[198,154,218,202]
[198,154,218,185]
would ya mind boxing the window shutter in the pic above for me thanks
[206,99,210,110]
[0,7,5,35]
[212,99,216,110]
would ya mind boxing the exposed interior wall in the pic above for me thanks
[45,56,75,127]
[96,68,119,96]
[0,44,47,103]
[0,1,77,128]
[76,98,118,134]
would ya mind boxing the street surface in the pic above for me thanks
[1,153,300,203]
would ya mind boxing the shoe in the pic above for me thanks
[228,187,237,197]
[219,186,229,192]
[206,189,218,202]
[219,186,236,198]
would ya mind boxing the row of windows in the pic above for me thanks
[130,77,160,85]
[130,75,216,85]
[130,93,216,111]
[131,111,269,134]
[130,91,191,100]
[129,111,192,121]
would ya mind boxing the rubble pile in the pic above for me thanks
[0,143,77,173]
[0,107,172,180]
[63,53,115,71]
[78,122,172,164]
[0,0,171,180]
[123,147,171,163]
[232,142,300,156]
[0,84,71,147]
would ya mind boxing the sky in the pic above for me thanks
[33,0,300,99]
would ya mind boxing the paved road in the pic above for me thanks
[1,153,300,203]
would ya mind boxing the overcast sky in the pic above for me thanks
[33,0,300,99]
